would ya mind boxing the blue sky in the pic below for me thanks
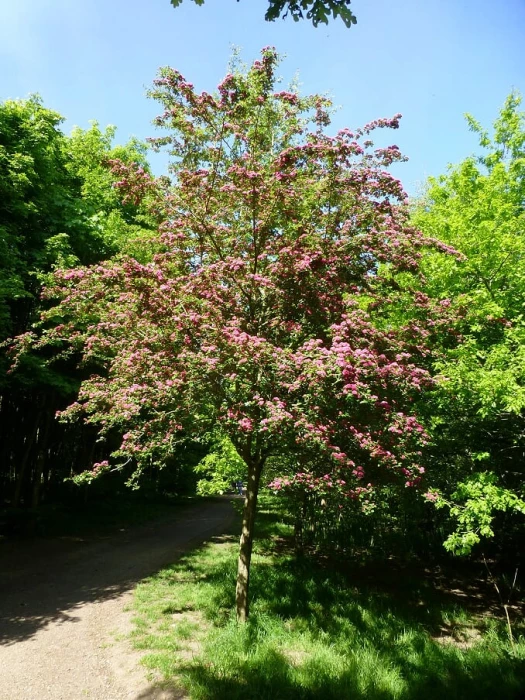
[1,0,524,194]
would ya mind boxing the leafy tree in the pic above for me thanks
[0,96,74,341]
[413,92,525,556]
[195,432,246,495]
[22,49,453,620]
[0,99,153,346]
[0,98,154,508]
[65,122,158,260]
[170,0,357,27]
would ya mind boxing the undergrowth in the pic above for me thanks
[131,495,525,699]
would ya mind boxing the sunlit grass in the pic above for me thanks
[131,497,525,699]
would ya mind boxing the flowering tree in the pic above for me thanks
[24,49,453,621]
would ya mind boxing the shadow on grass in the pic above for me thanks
[146,506,525,700]
[181,645,525,700]
[179,559,525,699]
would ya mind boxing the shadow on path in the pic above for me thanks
[0,498,234,647]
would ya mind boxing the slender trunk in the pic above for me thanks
[31,404,53,509]
[236,460,263,623]
[294,491,308,553]
[13,401,43,508]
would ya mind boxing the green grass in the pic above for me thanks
[131,496,525,699]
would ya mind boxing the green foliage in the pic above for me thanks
[195,433,246,495]
[64,122,157,260]
[0,96,157,508]
[169,0,357,27]
[0,96,71,340]
[264,0,356,26]
[413,92,525,555]
[0,97,153,347]
[429,473,525,555]
[414,92,525,419]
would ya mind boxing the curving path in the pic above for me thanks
[0,499,235,700]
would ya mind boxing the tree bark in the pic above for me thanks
[13,399,43,508]
[31,402,53,508]
[235,459,263,623]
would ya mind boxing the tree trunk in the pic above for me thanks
[294,491,308,553]
[236,460,263,623]
[13,400,43,508]
[31,403,53,509]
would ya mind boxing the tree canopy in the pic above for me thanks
[17,48,459,620]
[413,92,525,555]
[0,97,155,509]
[170,0,357,27]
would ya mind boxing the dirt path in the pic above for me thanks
[0,499,235,700]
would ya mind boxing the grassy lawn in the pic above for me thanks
[131,496,525,699]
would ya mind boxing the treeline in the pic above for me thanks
[0,97,158,508]
[1,86,524,567]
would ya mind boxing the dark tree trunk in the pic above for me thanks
[13,399,43,508]
[31,402,53,508]
[235,459,263,623]
[294,491,308,553]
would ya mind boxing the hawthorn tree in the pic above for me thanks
[21,49,454,621]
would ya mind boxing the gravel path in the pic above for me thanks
[0,499,235,700]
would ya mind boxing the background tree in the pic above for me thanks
[413,92,525,557]
[21,49,455,621]
[170,0,357,27]
[195,432,247,496]
[0,98,154,509]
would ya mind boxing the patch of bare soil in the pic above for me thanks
[0,499,234,700]
[433,624,483,649]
